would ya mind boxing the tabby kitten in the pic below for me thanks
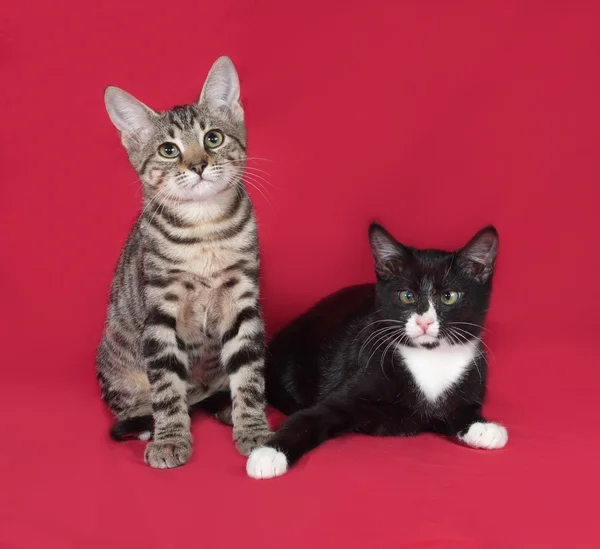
[96,56,271,469]
[247,223,507,479]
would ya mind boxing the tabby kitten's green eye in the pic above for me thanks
[158,142,181,158]
[204,130,224,149]
[441,291,461,305]
[398,290,416,304]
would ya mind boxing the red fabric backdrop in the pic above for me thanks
[1,1,598,548]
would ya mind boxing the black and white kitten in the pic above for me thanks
[246,223,507,479]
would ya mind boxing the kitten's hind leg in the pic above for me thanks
[246,398,358,480]
[110,390,234,441]
[189,390,233,426]
[97,349,155,441]
[214,406,233,426]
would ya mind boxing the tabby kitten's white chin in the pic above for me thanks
[169,182,229,202]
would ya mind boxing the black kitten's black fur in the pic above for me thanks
[262,223,504,472]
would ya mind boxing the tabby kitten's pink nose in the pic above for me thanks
[190,160,208,175]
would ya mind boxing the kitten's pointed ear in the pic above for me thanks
[369,223,406,280]
[104,87,157,144]
[458,226,499,282]
[198,56,243,121]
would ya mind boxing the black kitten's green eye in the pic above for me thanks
[398,290,416,304]
[441,291,461,305]
[158,142,180,158]
[204,130,224,149]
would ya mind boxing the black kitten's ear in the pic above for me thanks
[369,223,406,280]
[458,226,499,282]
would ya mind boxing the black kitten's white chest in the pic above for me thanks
[395,341,478,402]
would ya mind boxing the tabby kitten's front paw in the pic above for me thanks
[144,438,192,469]
[234,427,272,456]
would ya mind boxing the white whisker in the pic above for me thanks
[359,325,402,358]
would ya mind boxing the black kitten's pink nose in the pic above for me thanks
[190,160,208,175]
[416,318,433,333]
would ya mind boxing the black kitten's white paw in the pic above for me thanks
[246,447,288,479]
[459,422,508,449]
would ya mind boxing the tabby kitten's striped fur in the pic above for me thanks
[96,57,271,469]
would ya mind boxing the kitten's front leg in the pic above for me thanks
[246,398,360,480]
[219,303,271,456]
[142,305,192,469]
[435,405,508,450]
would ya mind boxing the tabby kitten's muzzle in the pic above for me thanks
[189,160,208,175]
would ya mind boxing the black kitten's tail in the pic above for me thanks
[110,416,154,441]
[109,390,233,442]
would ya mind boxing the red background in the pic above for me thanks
[1,1,599,548]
